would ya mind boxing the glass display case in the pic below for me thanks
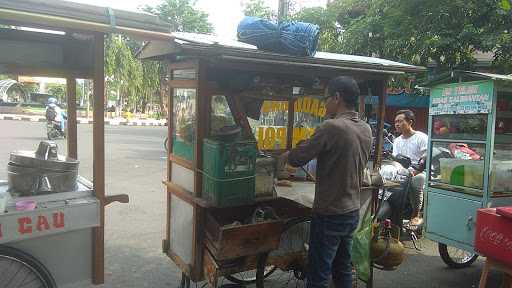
[172,88,197,160]
[425,75,512,255]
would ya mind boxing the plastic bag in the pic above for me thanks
[352,204,372,282]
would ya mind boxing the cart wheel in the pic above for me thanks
[164,137,169,152]
[225,263,276,285]
[254,217,311,288]
[0,245,57,288]
[438,243,478,268]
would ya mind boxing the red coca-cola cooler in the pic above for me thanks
[475,207,512,266]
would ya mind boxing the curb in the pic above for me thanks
[0,114,167,127]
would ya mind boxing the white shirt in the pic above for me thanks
[392,131,428,165]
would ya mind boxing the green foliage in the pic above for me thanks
[23,83,39,94]
[102,0,214,114]
[46,83,66,102]
[242,0,277,20]
[500,0,511,11]
[142,0,213,33]
[291,6,342,52]
[326,0,512,73]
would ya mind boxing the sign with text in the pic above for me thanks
[0,200,99,244]
[256,97,325,150]
[430,80,494,115]
[257,126,317,150]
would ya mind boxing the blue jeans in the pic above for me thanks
[307,210,359,288]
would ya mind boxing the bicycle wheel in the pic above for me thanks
[163,137,169,151]
[256,217,311,288]
[438,243,478,268]
[225,264,276,285]
[0,245,57,288]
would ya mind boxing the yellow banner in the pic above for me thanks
[257,126,317,150]
[260,97,326,118]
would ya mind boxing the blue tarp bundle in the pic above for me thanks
[237,16,320,57]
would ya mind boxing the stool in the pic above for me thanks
[479,258,512,288]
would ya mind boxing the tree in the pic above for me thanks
[291,6,342,52]
[242,0,277,20]
[47,83,66,103]
[137,0,214,116]
[331,0,512,73]
[142,0,213,33]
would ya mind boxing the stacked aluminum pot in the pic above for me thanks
[7,141,79,196]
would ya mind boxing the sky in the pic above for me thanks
[66,0,327,38]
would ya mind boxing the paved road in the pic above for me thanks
[0,120,503,288]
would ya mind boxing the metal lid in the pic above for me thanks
[9,141,79,172]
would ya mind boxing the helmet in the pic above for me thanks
[47,97,58,105]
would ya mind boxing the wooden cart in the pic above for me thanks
[139,33,425,288]
[0,1,170,286]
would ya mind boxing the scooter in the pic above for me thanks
[47,121,65,140]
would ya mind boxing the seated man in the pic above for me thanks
[393,109,427,226]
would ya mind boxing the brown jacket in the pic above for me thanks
[288,111,372,215]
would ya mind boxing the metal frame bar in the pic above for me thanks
[66,77,77,160]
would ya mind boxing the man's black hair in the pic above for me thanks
[327,76,360,109]
[395,109,416,125]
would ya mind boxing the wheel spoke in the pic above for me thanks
[0,255,49,288]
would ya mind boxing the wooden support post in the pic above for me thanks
[92,32,105,285]
[373,80,387,170]
[192,60,208,280]
[66,77,77,159]
[358,94,366,120]
[194,60,207,197]
[164,65,173,254]
[287,98,295,150]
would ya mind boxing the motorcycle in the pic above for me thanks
[47,121,65,140]
[376,148,452,249]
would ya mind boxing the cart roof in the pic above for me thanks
[139,32,426,75]
[422,70,512,87]
[0,0,173,78]
[0,0,171,40]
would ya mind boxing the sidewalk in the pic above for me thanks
[0,113,167,126]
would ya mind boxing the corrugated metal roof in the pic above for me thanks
[169,32,425,74]
[0,0,171,39]
[421,70,512,87]
[462,71,512,81]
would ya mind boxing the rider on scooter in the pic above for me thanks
[393,109,428,227]
[45,97,67,135]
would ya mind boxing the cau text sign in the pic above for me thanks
[0,211,66,244]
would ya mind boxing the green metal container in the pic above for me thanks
[202,139,257,207]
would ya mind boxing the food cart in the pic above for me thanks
[0,1,170,286]
[423,71,512,268]
[139,32,425,288]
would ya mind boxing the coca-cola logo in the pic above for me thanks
[479,226,512,252]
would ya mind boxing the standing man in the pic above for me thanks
[281,76,372,288]
[392,109,428,226]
